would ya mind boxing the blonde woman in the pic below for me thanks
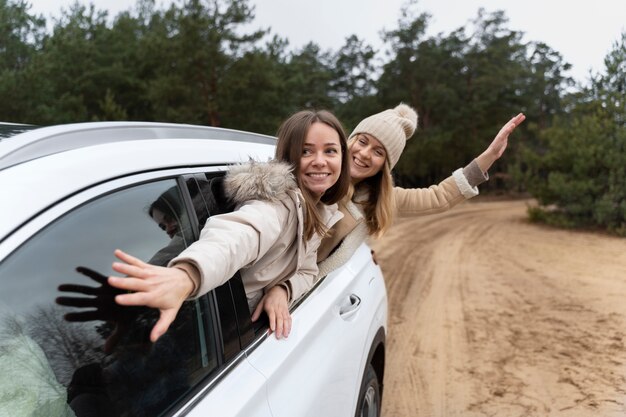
[316,104,525,276]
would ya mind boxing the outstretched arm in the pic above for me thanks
[475,113,525,172]
[393,113,525,216]
[108,200,290,342]
[108,249,195,342]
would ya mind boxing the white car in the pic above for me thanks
[0,122,387,417]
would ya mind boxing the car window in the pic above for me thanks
[0,179,218,417]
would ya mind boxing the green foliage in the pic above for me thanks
[219,44,291,134]
[378,6,535,187]
[527,206,578,229]
[95,89,128,120]
[1,0,624,238]
[282,42,336,111]
[140,0,267,125]
[522,32,626,235]
[0,0,46,121]
[330,35,376,104]
[0,0,45,69]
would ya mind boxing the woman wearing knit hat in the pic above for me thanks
[314,104,524,276]
[254,104,524,336]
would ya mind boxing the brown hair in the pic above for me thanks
[275,110,350,240]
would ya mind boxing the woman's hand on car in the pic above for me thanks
[252,285,291,339]
[107,249,194,342]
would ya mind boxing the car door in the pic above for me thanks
[245,243,387,417]
[0,171,272,417]
[176,173,272,417]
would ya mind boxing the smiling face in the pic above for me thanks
[349,133,387,183]
[298,122,343,199]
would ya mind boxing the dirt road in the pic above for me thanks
[371,199,626,416]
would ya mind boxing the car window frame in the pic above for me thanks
[0,165,257,416]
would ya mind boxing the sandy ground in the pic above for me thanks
[371,198,626,417]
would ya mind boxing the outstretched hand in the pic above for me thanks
[251,285,291,339]
[476,113,526,172]
[107,249,195,342]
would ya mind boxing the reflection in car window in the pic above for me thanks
[0,180,218,417]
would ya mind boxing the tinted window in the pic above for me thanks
[0,179,218,417]
[0,123,38,141]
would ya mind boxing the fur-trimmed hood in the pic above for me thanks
[224,160,298,204]
[172,158,342,308]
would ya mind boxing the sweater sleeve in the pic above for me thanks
[462,159,489,188]
[169,199,289,298]
[394,161,484,216]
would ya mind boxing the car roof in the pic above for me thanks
[0,122,277,242]
[0,121,275,171]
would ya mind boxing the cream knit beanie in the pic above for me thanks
[349,103,418,169]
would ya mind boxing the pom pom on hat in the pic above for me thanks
[394,103,418,137]
[349,103,418,169]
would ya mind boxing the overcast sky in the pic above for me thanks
[30,0,626,85]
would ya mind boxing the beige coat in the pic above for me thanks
[170,161,342,308]
[316,165,485,278]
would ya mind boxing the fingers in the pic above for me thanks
[275,316,284,339]
[254,300,292,339]
[76,266,107,284]
[111,250,153,279]
[259,285,292,339]
[114,249,148,268]
[508,113,526,130]
[269,308,292,339]
[58,283,99,295]
[283,313,292,338]
[274,312,292,339]
[251,300,263,322]
[150,309,178,342]
[56,296,97,308]
[111,261,149,279]
[108,276,148,295]
[63,310,101,322]
[113,288,155,306]
[496,113,525,140]
[267,308,276,333]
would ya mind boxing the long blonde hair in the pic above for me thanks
[348,137,396,237]
[275,110,350,240]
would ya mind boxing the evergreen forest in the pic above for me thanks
[1,0,625,234]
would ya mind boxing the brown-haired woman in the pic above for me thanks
[106,110,351,342]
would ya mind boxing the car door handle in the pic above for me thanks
[339,294,361,319]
